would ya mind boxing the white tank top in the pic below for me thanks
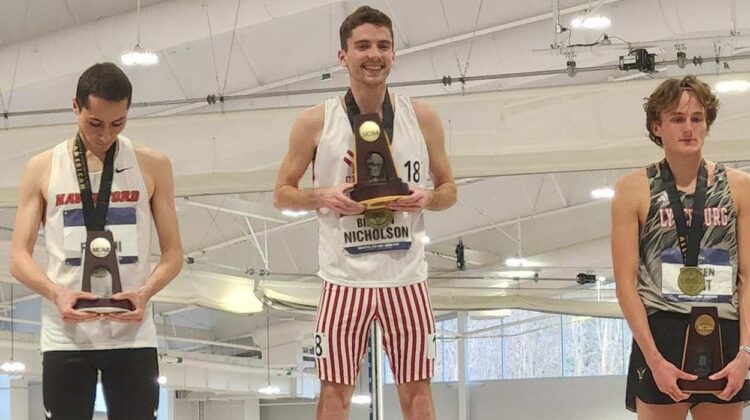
[42,136,157,351]
[313,95,430,287]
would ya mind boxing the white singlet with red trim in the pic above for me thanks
[313,95,430,288]
[42,136,157,352]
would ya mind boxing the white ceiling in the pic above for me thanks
[1,0,750,397]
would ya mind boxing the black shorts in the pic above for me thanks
[42,347,159,420]
[626,310,750,412]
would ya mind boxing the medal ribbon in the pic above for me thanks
[344,88,394,144]
[73,133,117,232]
[660,159,708,267]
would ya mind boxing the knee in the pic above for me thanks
[402,392,434,419]
[318,388,351,416]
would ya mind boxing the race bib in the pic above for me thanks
[661,247,734,303]
[313,332,329,359]
[62,207,139,266]
[340,211,412,255]
[427,333,437,360]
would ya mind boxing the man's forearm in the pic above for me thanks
[618,285,661,364]
[738,279,750,347]
[425,182,457,211]
[274,185,321,211]
[140,251,184,300]
[9,252,59,301]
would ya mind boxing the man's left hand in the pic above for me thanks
[386,187,432,212]
[105,287,151,323]
[710,351,750,401]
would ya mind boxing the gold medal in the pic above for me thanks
[358,121,381,142]
[695,314,716,336]
[677,266,705,296]
[364,208,394,229]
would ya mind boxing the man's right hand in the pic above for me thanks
[313,183,365,215]
[51,286,99,323]
[647,355,697,402]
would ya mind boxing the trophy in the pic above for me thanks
[71,134,133,313]
[677,307,726,393]
[73,230,134,313]
[349,114,410,228]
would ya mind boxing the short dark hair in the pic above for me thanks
[75,62,133,109]
[339,6,393,50]
[643,75,719,147]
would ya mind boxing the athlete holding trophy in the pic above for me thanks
[612,75,750,419]
[274,6,456,420]
[9,63,183,419]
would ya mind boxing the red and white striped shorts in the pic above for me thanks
[314,281,437,385]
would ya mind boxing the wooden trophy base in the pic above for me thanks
[74,298,134,313]
[351,182,411,209]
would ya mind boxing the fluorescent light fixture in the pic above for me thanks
[258,385,281,395]
[421,236,431,244]
[121,45,159,66]
[498,270,536,278]
[351,394,372,405]
[591,187,615,199]
[281,209,309,218]
[0,360,26,373]
[597,276,607,282]
[571,14,611,30]
[505,257,530,267]
[715,80,750,93]
[157,375,167,385]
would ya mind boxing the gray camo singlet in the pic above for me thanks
[637,161,738,320]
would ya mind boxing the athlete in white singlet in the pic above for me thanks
[9,63,183,420]
[274,6,456,420]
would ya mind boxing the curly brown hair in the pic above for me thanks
[643,75,719,147]
[339,6,393,50]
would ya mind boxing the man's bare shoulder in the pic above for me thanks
[410,99,439,125]
[725,167,750,207]
[613,168,649,208]
[24,149,54,179]
[27,149,53,169]
[615,169,648,192]
[725,166,750,186]
[133,144,171,167]
[17,149,54,199]
[296,103,325,129]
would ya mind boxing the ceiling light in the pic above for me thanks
[121,0,159,67]
[421,236,431,244]
[597,276,607,282]
[571,14,611,30]
[157,375,167,385]
[281,209,309,218]
[351,394,372,405]
[0,360,25,374]
[258,385,281,395]
[505,257,529,267]
[121,45,159,66]
[715,80,750,93]
[591,187,615,200]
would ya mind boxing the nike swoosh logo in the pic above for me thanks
[45,408,52,418]
[115,167,132,173]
